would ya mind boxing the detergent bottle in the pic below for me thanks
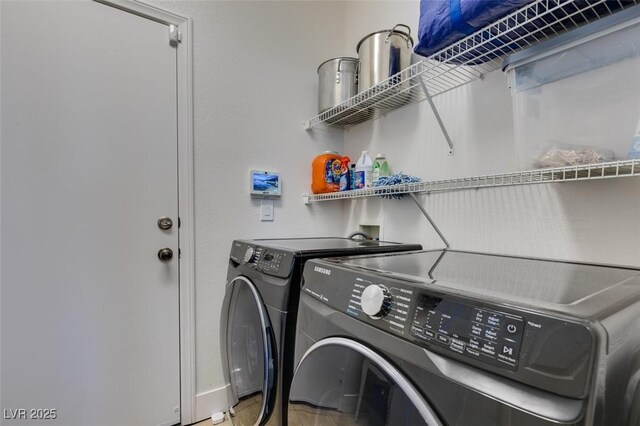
[355,151,373,189]
[372,154,390,182]
[339,156,351,191]
[312,151,342,194]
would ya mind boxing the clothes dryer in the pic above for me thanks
[220,237,422,425]
[290,250,640,425]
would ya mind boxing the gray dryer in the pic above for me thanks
[290,250,640,425]
[220,237,422,425]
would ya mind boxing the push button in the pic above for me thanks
[450,339,465,353]
[505,322,519,334]
[503,344,514,355]
[471,323,483,337]
[436,333,450,345]
[480,343,496,357]
[484,328,498,341]
[486,314,502,328]
[424,329,436,339]
[497,342,518,364]
[467,338,482,350]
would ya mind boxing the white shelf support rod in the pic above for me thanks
[418,78,454,155]
[409,193,450,249]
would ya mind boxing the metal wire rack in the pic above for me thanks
[303,160,640,203]
[304,0,639,130]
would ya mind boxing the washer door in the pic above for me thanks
[225,276,277,426]
[288,337,442,426]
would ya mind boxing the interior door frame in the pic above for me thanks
[93,0,196,423]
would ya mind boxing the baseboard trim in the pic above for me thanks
[193,385,230,423]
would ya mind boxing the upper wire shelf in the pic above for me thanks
[304,0,639,130]
[303,160,640,203]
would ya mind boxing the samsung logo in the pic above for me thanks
[314,266,332,276]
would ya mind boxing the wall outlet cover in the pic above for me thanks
[261,199,274,221]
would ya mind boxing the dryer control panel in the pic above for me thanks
[410,294,524,370]
[229,241,294,278]
[302,258,596,399]
[342,277,523,370]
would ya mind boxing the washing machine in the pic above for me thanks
[220,237,422,425]
[290,249,640,425]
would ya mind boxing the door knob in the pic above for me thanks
[157,217,173,230]
[158,248,173,262]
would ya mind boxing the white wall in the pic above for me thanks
[5,1,638,423]
[342,1,640,267]
[148,0,640,419]
[143,0,346,419]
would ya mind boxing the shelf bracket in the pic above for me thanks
[418,78,454,155]
[409,193,450,249]
[427,249,447,280]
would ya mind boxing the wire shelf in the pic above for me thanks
[304,160,640,202]
[304,0,639,130]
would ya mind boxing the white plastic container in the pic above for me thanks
[504,7,640,170]
[355,151,373,189]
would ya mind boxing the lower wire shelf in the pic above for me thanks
[303,159,640,203]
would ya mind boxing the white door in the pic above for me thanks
[1,1,181,425]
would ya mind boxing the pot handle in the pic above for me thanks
[385,24,412,48]
[336,58,359,84]
[336,59,345,84]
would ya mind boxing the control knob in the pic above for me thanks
[243,247,257,264]
[361,284,392,319]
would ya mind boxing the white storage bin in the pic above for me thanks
[504,6,640,170]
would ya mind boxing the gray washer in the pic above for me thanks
[291,250,640,425]
[220,237,422,425]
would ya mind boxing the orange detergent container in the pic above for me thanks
[312,151,342,194]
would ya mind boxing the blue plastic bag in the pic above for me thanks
[414,0,533,58]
